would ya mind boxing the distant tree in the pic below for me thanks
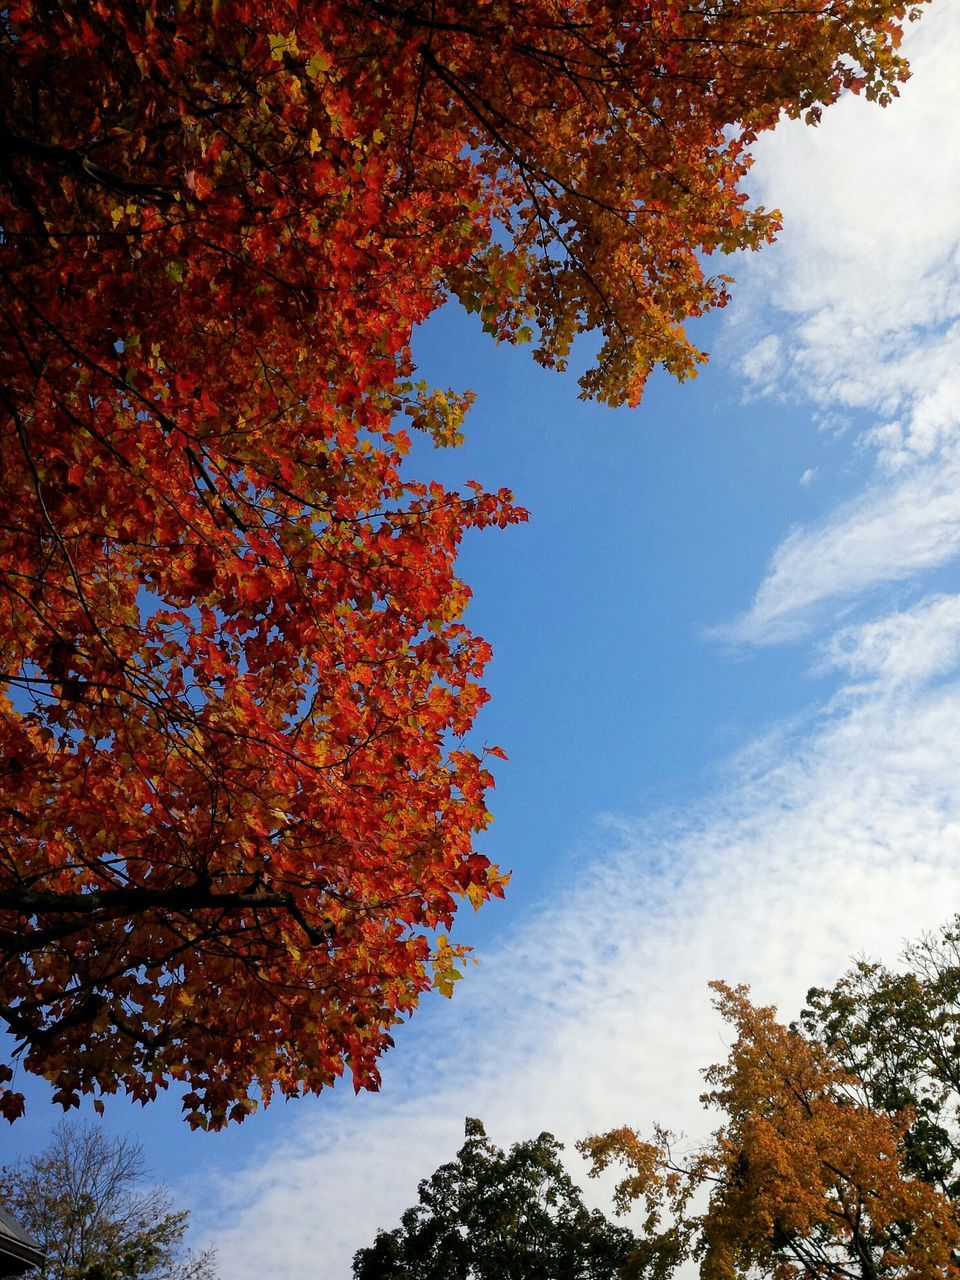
[0,1122,217,1280]
[583,974,960,1280]
[797,915,960,1200]
[353,1117,638,1280]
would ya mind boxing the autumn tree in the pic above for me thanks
[353,1117,638,1280]
[0,0,929,1125]
[582,979,960,1280]
[0,1121,217,1280]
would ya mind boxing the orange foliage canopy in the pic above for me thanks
[582,983,960,1280]
[0,0,927,1126]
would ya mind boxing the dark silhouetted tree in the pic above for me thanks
[354,1118,638,1280]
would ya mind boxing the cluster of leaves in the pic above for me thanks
[797,918,960,1204]
[0,0,928,1126]
[0,1121,216,1280]
[1,0,522,1128]
[583,919,960,1279]
[353,1117,638,1280]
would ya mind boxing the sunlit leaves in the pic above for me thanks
[582,983,960,1279]
[0,0,928,1125]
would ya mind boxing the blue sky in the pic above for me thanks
[6,6,960,1275]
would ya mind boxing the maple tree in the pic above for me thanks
[353,1117,638,1280]
[0,0,929,1126]
[581,978,960,1280]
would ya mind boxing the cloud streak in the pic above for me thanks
[187,12,960,1276]
[720,3,960,643]
[820,592,960,689]
[717,454,960,644]
[199,628,960,1277]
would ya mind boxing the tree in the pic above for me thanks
[353,1117,638,1280]
[0,1121,217,1280]
[797,916,960,1201]
[582,980,960,1280]
[0,0,929,1126]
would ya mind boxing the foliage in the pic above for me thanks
[0,1121,217,1280]
[0,0,928,1125]
[352,1117,638,1280]
[582,979,960,1280]
[797,915,960,1200]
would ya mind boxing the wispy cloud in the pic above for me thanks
[819,592,960,689]
[719,2,960,643]
[735,6,960,417]
[716,454,960,644]
[198,641,960,1277]
[187,12,960,1276]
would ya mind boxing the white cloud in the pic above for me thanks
[719,2,960,641]
[820,592,960,688]
[185,13,960,1276]
[740,333,783,396]
[737,4,960,402]
[717,452,960,644]
[198,657,960,1279]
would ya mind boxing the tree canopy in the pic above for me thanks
[0,0,929,1126]
[797,916,960,1203]
[0,1121,217,1280]
[582,929,960,1280]
[353,1117,638,1280]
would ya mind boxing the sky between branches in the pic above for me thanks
[6,6,960,1278]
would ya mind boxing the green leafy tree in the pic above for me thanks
[0,1123,217,1280]
[353,1118,638,1280]
[797,915,960,1199]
